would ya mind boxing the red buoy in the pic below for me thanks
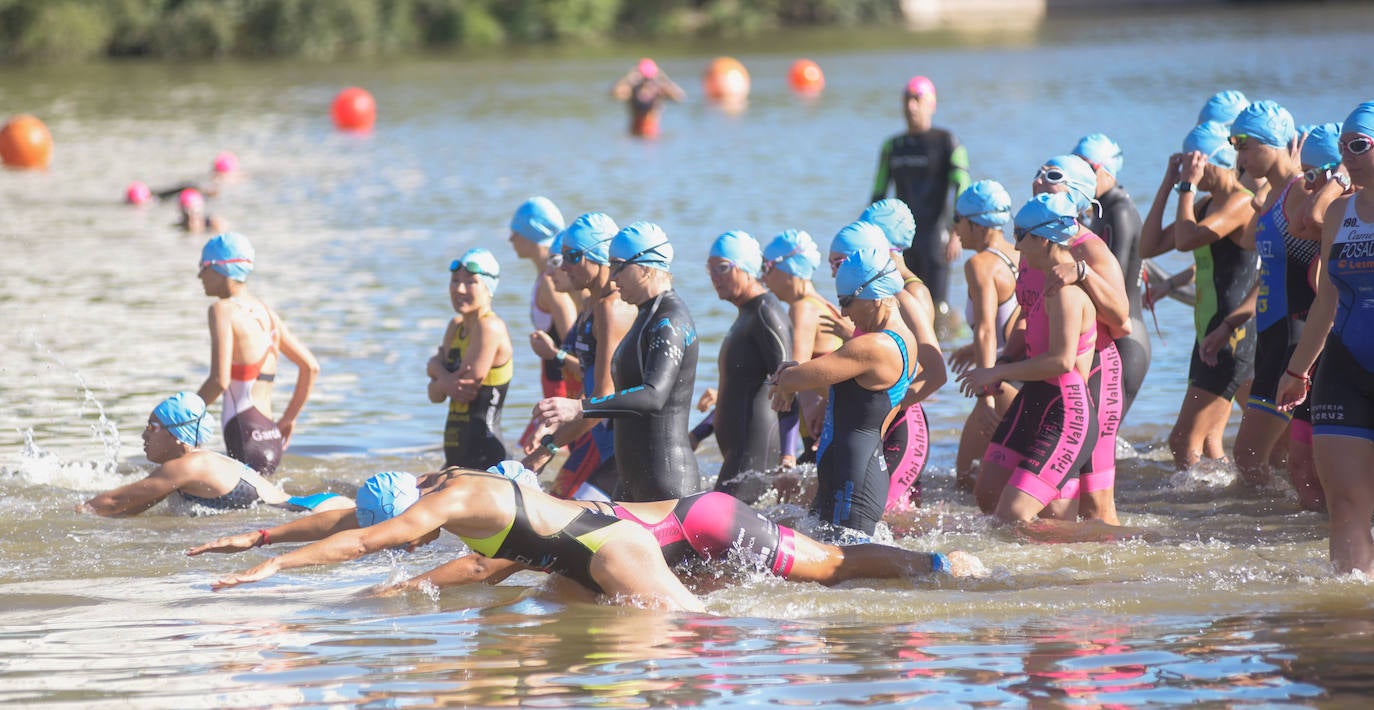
[703,57,750,103]
[789,59,824,96]
[331,87,376,132]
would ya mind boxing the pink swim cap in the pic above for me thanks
[125,181,151,205]
[905,75,936,98]
[637,58,659,79]
[179,188,205,211]
[213,151,238,174]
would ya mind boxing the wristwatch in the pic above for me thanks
[554,349,568,365]
[1176,181,1195,194]
[539,434,559,455]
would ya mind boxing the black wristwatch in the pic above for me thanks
[540,434,559,455]
[1176,181,1195,194]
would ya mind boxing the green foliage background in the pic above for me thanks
[0,0,902,62]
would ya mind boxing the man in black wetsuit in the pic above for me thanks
[870,75,970,339]
[698,231,792,503]
[534,221,702,501]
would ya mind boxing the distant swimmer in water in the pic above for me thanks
[79,392,351,517]
[196,233,319,476]
[429,247,514,470]
[177,188,226,234]
[611,58,686,139]
[208,466,705,612]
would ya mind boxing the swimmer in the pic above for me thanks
[760,229,837,466]
[1276,101,1374,570]
[195,232,319,476]
[428,247,514,470]
[1295,122,1354,242]
[209,466,704,612]
[958,193,1099,526]
[1073,134,1151,419]
[946,180,1020,491]
[525,213,635,501]
[1228,100,1320,502]
[870,75,971,340]
[80,392,351,517]
[693,231,791,502]
[1140,121,1258,471]
[771,249,919,537]
[611,58,686,139]
[176,188,226,234]
[535,222,702,501]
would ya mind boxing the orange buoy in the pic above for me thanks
[703,57,750,102]
[331,87,376,131]
[0,114,53,169]
[788,59,824,95]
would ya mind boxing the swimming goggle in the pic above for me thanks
[836,261,897,308]
[1228,134,1252,151]
[709,260,735,275]
[198,257,252,271]
[762,245,807,274]
[609,244,667,276]
[1034,167,1067,184]
[1013,217,1075,243]
[1081,150,1122,173]
[149,412,207,444]
[955,208,1008,223]
[449,259,498,279]
[561,237,613,265]
[1303,162,1340,185]
[1341,135,1373,156]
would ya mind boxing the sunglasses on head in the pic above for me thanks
[837,261,897,308]
[1342,135,1373,156]
[1303,162,1340,185]
[1035,167,1067,184]
[450,259,497,279]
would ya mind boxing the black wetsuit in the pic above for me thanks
[712,292,792,503]
[871,128,968,306]
[1083,184,1151,417]
[582,289,701,501]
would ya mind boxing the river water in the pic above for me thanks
[3,3,1373,706]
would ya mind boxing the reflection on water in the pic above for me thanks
[3,2,1374,705]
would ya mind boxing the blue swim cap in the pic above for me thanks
[835,249,903,302]
[548,230,564,256]
[1014,193,1080,246]
[1043,155,1098,212]
[488,460,541,488]
[763,229,821,279]
[1301,122,1343,170]
[355,471,420,527]
[510,197,565,246]
[1343,100,1374,141]
[860,199,916,250]
[955,180,1012,228]
[1072,133,1124,177]
[560,212,618,265]
[200,232,254,282]
[451,247,500,294]
[709,230,763,277]
[152,391,214,448]
[1183,121,1237,169]
[610,221,674,272]
[830,220,890,256]
[1231,99,1296,148]
[1197,89,1249,126]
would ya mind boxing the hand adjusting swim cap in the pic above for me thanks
[861,199,916,250]
[200,232,255,282]
[1014,193,1080,246]
[560,212,618,266]
[452,247,501,294]
[830,220,890,257]
[152,391,215,448]
[1301,122,1343,170]
[1183,121,1238,169]
[1197,89,1249,126]
[709,230,763,277]
[956,180,1012,228]
[1042,155,1099,213]
[355,472,421,527]
[510,197,565,246]
[763,229,821,279]
[1073,133,1123,177]
[836,249,903,302]
[610,221,674,272]
[1231,99,1296,148]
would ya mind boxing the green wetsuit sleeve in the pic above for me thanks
[871,137,895,203]
[949,143,971,200]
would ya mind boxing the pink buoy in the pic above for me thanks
[125,181,152,205]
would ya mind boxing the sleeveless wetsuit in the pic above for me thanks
[459,478,620,594]
[221,297,284,476]
[582,289,701,501]
[987,269,1099,505]
[814,329,913,536]
[712,292,792,503]
[779,295,845,463]
[550,308,619,500]
[1251,179,1319,424]
[1312,199,1374,440]
[628,79,663,138]
[603,491,798,577]
[1084,185,1152,416]
[963,247,1019,355]
[1069,230,1125,493]
[871,128,969,306]
[442,314,512,469]
[1188,195,1258,399]
[178,473,340,513]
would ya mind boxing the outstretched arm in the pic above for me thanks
[80,473,179,517]
[371,554,528,596]
[187,508,359,555]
